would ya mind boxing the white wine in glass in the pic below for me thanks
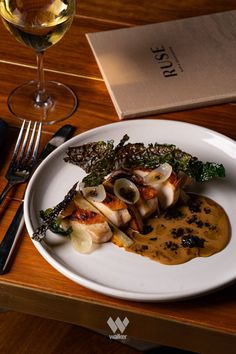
[0,0,78,124]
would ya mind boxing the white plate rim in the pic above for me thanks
[24,119,236,302]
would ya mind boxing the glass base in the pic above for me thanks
[8,80,78,124]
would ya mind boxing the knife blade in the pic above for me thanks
[0,124,75,274]
[39,125,75,161]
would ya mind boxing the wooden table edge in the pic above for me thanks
[0,280,236,353]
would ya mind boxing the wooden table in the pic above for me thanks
[0,1,236,353]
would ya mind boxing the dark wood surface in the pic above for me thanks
[0,1,236,353]
[0,311,141,354]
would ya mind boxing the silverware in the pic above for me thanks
[0,124,75,274]
[0,120,42,206]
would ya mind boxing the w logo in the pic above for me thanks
[107,317,129,334]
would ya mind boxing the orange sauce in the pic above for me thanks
[126,194,230,265]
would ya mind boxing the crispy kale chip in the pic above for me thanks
[64,135,225,186]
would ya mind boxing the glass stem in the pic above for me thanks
[35,50,46,105]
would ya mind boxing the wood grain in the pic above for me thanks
[77,0,236,25]
[0,1,236,353]
[0,311,141,354]
[3,226,236,335]
[0,16,122,80]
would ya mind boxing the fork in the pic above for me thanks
[0,120,42,206]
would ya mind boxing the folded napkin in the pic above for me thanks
[0,119,8,162]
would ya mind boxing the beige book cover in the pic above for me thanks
[86,11,236,119]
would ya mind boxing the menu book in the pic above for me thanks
[86,10,236,119]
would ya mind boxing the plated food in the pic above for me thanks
[33,135,229,266]
[24,120,236,301]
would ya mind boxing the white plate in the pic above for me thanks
[24,119,236,301]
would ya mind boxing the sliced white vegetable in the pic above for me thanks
[114,178,140,204]
[136,197,159,218]
[111,225,134,247]
[79,182,106,202]
[70,222,93,253]
[92,199,132,227]
[154,180,180,210]
[133,169,150,179]
[144,163,172,186]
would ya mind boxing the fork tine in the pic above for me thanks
[17,120,32,165]
[30,121,42,164]
[10,120,26,168]
[1,120,42,207]
[24,121,38,162]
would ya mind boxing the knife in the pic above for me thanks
[0,124,75,274]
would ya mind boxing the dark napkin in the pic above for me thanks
[0,119,9,164]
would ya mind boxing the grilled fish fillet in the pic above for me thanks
[92,193,132,227]
[73,208,112,243]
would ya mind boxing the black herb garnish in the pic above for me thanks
[196,220,204,228]
[171,227,185,238]
[188,199,201,213]
[164,207,183,220]
[164,241,179,251]
[187,214,198,224]
[143,224,153,234]
[181,235,205,248]
[32,182,78,241]
[187,214,209,228]
[209,225,217,231]
[204,207,211,214]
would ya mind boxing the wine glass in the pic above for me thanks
[0,0,78,124]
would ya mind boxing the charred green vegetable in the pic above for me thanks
[32,182,77,241]
[64,135,225,186]
[40,209,72,236]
